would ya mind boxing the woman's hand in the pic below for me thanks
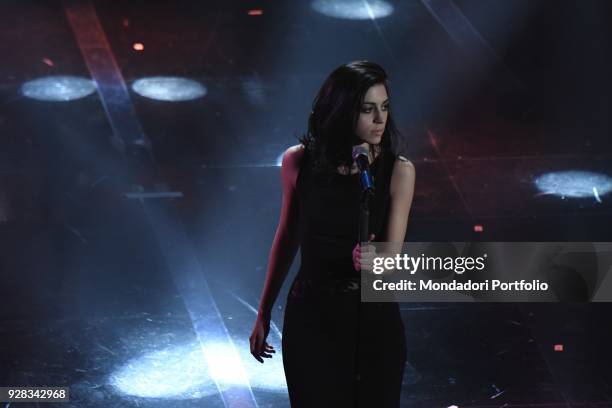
[249,314,276,363]
[352,233,376,271]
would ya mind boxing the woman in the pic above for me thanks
[249,61,415,407]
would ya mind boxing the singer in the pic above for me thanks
[250,61,416,407]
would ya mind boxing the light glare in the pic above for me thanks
[132,77,207,101]
[276,151,285,167]
[311,0,394,20]
[110,339,287,399]
[110,343,216,399]
[21,76,96,101]
[534,171,612,199]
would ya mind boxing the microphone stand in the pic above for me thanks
[355,186,373,406]
[351,145,375,406]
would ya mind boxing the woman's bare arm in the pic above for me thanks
[385,156,416,243]
[353,156,416,272]
[256,144,304,318]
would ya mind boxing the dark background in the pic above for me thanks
[1,1,611,406]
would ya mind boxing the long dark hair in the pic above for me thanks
[300,60,401,175]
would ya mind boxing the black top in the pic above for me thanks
[295,147,395,283]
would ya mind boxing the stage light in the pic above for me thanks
[473,225,483,232]
[132,77,207,101]
[276,151,285,167]
[133,42,144,51]
[534,171,612,199]
[21,76,96,101]
[247,9,263,16]
[42,58,54,67]
[110,339,287,399]
[311,0,394,20]
[109,343,216,399]
[554,344,564,352]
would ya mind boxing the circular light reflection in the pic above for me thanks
[311,0,394,20]
[110,340,287,400]
[21,76,96,102]
[132,77,207,101]
[534,171,612,199]
[110,343,216,399]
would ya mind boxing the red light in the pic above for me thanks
[42,58,54,67]
[122,18,129,27]
[133,42,144,51]
[474,224,483,232]
[247,9,263,16]
[554,344,563,352]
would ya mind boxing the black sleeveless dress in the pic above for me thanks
[282,148,407,407]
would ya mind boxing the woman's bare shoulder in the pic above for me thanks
[285,144,305,160]
[390,155,415,197]
[281,144,305,189]
[393,155,415,174]
[282,144,305,170]
[395,154,414,165]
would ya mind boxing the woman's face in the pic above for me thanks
[355,83,389,145]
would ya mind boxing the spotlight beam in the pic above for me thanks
[229,291,283,339]
[420,0,524,90]
[63,1,259,406]
[362,0,399,67]
[142,201,259,407]
[64,0,150,153]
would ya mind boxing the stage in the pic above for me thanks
[1,0,612,406]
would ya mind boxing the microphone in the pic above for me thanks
[352,145,375,194]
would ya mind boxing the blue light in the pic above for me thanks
[311,0,394,20]
[242,78,267,106]
[534,171,612,199]
[110,339,287,400]
[110,343,216,399]
[132,77,207,101]
[276,151,285,167]
[21,76,96,101]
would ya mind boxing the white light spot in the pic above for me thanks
[311,0,393,20]
[109,343,216,399]
[132,77,207,101]
[534,171,612,198]
[593,187,602,203]
[21,76,96,101]
[276,151,285,167]
[110,340,286,399]
[202,342,250,387]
